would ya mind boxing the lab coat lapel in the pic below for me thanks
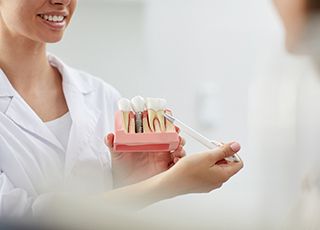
[0,69,65,152]
[59,68,101,177]
[5,97,65,152]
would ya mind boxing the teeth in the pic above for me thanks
[131,96,145,133]
[146,98,167,132]
[131,96,145,113]
[142,111,151,133]
[118,96,172,134]
[157,98,167,132]
[128,113,136,134]
[165,110,176,132]
[40,14,65,22]
[118,98,132,133]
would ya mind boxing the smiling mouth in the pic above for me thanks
[37,14,66,23]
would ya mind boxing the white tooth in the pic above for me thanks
[157,98,167,131]
[131,96,145,113]
[143,113,151,133]
[53,16,59,22]
[118,98,132,133]
[159,98,167,110]
[165,111,176,132]
[58,16,64,21]
[128,114,135,134]
[146,98,157,132]
[146,98,161,111]
[146,98,166,132]
[44,15,49,20]
[49,15,53,21]
[118,98,132,112]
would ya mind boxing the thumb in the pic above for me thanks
[212,142,241,163]
[104,133,115,150]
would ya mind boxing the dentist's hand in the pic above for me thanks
[105,133,186,188]
[161,142,243,196]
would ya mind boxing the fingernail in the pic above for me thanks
[230,142,241,152]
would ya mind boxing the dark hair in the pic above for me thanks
[308,0,320,12]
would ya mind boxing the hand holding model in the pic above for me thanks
[104,96,243,208]
[104,141,243,209]
[106,96,186,187]
[106,133,186,188]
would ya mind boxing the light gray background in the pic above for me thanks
[48,0,289,228]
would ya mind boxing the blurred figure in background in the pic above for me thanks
[274,0,320,228]
[250,0,320,229]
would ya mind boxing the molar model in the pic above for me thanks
[113,96,180,152]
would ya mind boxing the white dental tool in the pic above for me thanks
[164,113,241,163]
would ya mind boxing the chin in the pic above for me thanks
[46,38,63,43]
[285,35,305,55]
[40,34,64,43]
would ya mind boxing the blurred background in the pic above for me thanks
[48,0,317,229]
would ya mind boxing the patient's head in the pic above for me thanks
[273,0,320,55]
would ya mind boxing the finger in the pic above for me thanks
[172,146,186,158]
[174,157,180,164]
[218,161,244,178]
[105,133,115,149]
[171,145,182,155]
[179,136,186,146]
[211,142,241,163]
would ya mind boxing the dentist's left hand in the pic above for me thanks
[105,133,186,188]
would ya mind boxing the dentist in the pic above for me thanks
[0,0,243,216]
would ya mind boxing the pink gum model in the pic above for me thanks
[113,110,180,152]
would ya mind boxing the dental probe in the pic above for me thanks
[164,113,241,163]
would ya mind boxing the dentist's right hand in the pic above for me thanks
[105,142,243,209]
[160,142,243,197]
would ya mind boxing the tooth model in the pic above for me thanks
[146,98,166,132]
[164,110,176,132]
[113,96,180,152]
[131,96,145,133]
[118,98,132,133]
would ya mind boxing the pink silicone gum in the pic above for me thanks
[113,110,180,152]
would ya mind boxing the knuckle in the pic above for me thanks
[217,183,223,189]
[205,187,213,193]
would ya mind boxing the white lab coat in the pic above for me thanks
[0,54,121,216]
[249,52,320,229]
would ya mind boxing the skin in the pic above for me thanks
[0,0,243,209]
[273,0,308,53]
[106,133,187,188]
[0,0,77,122]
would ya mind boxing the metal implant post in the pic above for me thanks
[135,112,143,133]
[131,96,146,133]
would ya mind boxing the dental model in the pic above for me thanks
[118,98,133,133]
[113,96,180,152]
[146,98,166,132]
[131,96,145,133]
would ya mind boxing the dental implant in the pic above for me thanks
[131,96,146,133]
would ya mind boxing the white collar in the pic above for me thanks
[0,53,95,97]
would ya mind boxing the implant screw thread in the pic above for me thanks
[135,112,143,133]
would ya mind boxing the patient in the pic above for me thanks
[258,0,320,228]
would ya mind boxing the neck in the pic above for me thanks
[0,29,54,92]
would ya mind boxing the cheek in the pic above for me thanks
[274,0,308,46]
[69,0,77,17]
[7,13,32,36]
